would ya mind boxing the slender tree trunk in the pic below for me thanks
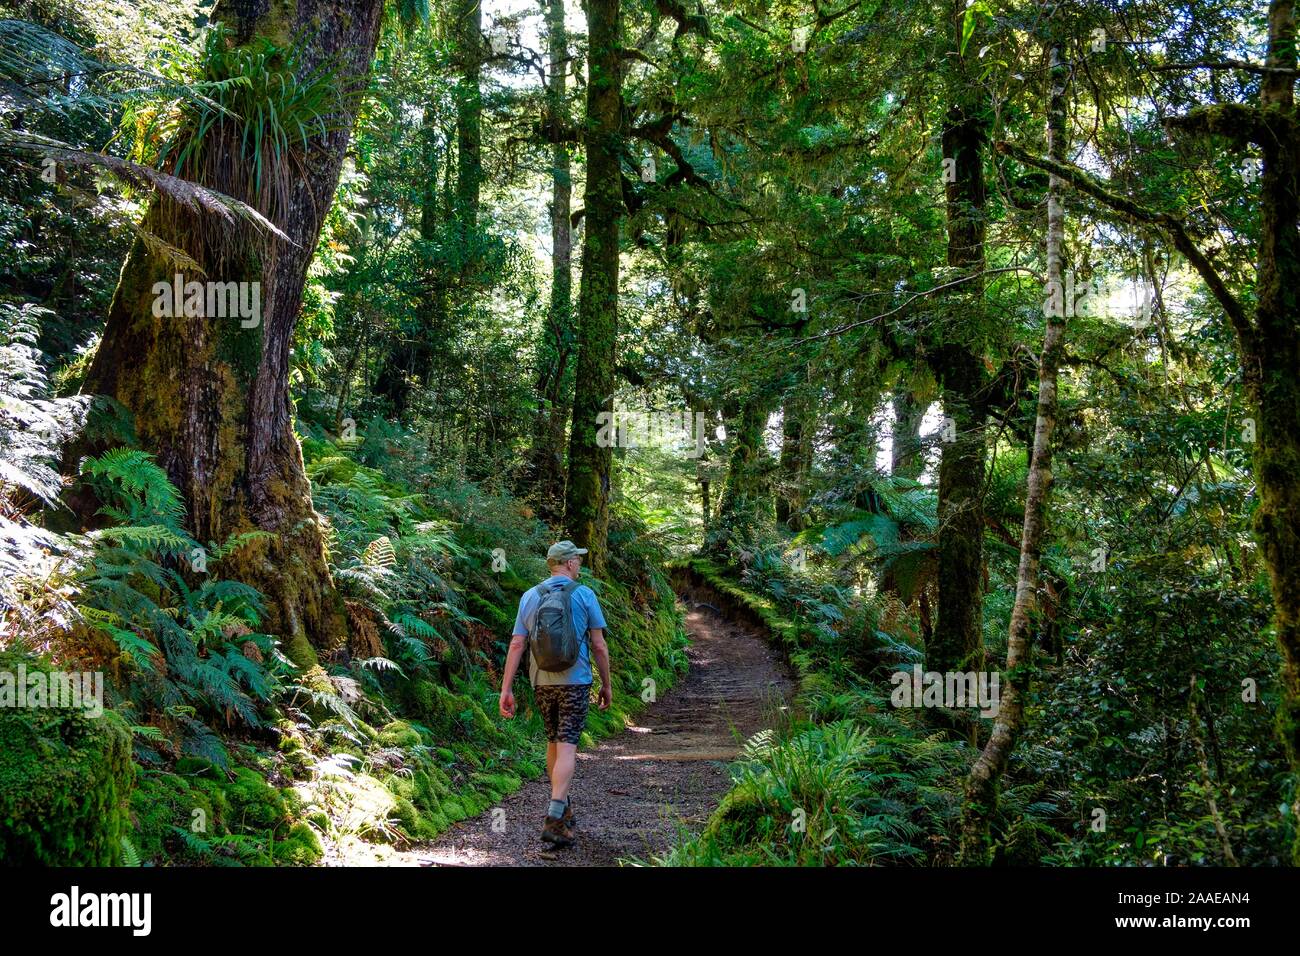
[1187,673,1239,865]
[959,42,1069,864]
[775,381,813,531]
[882,385,926,613]
[931,345,985,674]
[80,0,386,665]
[699,470,712,527]
[454,0,483,231]
[528,0,573,523]
[563,0,622,574]
[891,386,925,481]
[334,297,368,432]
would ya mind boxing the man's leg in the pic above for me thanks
[546,741,557,782]
[550,684,588,807]
[550,743,577,801]
[540,685,587,846]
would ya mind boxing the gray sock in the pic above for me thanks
[547,798,567,819]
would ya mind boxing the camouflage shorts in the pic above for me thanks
[533,683,591,745]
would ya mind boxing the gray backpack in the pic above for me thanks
[528,579,582,671]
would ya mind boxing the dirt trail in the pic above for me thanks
[376,589,791,866]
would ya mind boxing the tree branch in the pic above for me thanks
[1164,103,1274,146]
[994,139,1255,356]
[1150,59,1300,75]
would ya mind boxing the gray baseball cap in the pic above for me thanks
[546,540,588,561]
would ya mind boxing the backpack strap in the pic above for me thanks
[560,579,584,647]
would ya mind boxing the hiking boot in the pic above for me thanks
[541,814,575,848]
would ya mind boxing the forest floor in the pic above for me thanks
[335,587,793,866]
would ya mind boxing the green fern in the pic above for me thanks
[81,448,186,530]
[119,837,142,867]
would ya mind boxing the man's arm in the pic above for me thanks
[590,628,611,709]
[499,633,526,718]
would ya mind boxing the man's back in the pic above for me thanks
[513,575,607,687]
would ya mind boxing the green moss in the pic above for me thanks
[390,794,421,836]
[472,771,521,793]
[225,767,289,830]
[0,651,135,865]
[464,698,502,742]
[441,796,468,822]
[267,821,323,865]
[466,592,513,631]
[704,780,768,844]
[377,720,423,749]
[175,755,220,778]
[398,679,439,724]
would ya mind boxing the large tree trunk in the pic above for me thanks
[1250,0,1300,862]
[959,42,1069,864]
[80,0,386,664]
[563,0,622,574]
[528,0,573,523]
[928,0,990,678]
[931,342,986,677]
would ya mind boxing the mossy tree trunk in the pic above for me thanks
[1243,0,1300,862]
[81,0,386,664]
[454,0,483,234]
[881,384,927,609]
[715,394,774,549]
[931,342,986,676]
[930,12,989,676]
[563,0,622,575]
[891,386,926,481]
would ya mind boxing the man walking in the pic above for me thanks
[499,541,611,847]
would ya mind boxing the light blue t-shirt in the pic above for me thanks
[513,575,607,687]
